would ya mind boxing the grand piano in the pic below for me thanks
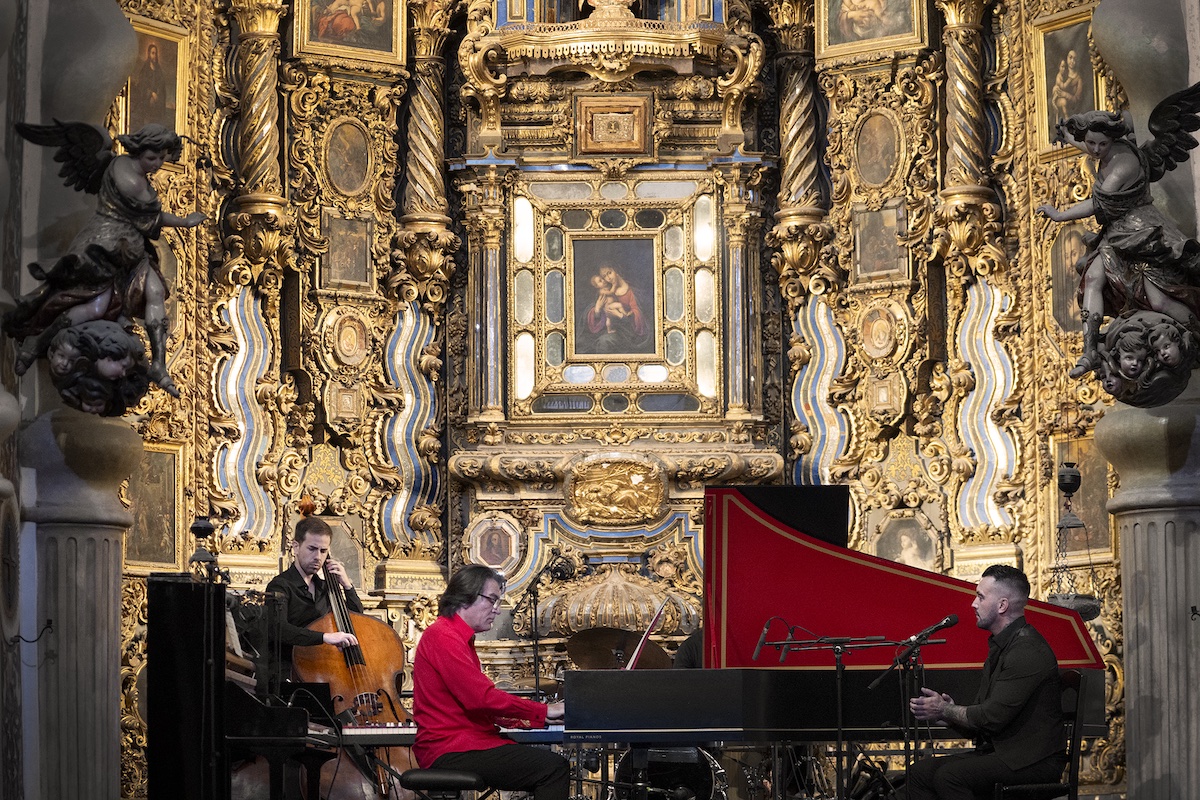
[565,486,1106,743]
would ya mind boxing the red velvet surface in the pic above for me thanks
[703,488,1104,671]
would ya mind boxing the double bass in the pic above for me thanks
[292,566,415,796]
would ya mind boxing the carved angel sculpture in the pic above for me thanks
[2,120,204,402]
[1037,81,1200,406]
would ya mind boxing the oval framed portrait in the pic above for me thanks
[328,311,370,367]
[325,119,372,196]
[854,112,901,187]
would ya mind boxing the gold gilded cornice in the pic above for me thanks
[496,21,729,83]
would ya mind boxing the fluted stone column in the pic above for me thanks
[719,161,765,418]
[1096,383,1200,799]
[19,410,142,800]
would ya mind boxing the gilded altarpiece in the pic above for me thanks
[446,0,782,666]
[94,0,1131,793]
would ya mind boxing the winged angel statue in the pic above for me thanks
[2,121,204,414]
[1037,81,1200,407]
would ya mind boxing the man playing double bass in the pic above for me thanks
[264,513,361,684]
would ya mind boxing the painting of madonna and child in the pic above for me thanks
[572,238,658,358]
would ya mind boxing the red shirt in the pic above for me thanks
[412,614,549,767]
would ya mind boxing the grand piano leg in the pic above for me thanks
[627,747,650,800]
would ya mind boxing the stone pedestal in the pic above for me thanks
[1095,384,1200,799]
[19,409,142,800]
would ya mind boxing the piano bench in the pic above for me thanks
[400,768,497,800]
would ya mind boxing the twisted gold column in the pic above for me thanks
[764,0,838,315]
[930,0,1003,278]
[394,0,460,314]
[219,0,293,296]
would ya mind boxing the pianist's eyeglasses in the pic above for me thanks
[478,592,503,608]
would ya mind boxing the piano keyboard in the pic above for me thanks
[309,723,565,747]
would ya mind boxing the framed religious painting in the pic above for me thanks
[1049,222,1089,334]
[569,237,660,360]
[123,442,187,575]
[852,199,908,280]
[293,0,406,71]
[853,111,903,189]
[466,514,523,572]
[319,211,374,290]
[324,118,374,198]
[1034,7,1103,156]
[508,176,718,419]
[873,509,941,571]
[124,16,188,137]
[816,0,928,60]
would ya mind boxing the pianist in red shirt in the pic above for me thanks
[412,565,569,800]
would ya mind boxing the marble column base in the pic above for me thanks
[19,410,141,800]
[1096,385,1200,799]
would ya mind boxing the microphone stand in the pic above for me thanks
[519,551,573,699]
[867,634,948,779]
[774,633,893,800]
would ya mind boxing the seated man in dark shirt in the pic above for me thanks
[263,513,361,683]
[906,564,1067,799]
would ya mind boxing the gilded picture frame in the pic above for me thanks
[319,211,374,290]
[124,16,189,137]
[467,515,522,572]
[123,442,186,575]
[324,118,374,197]
[568,237,660,361]
[1034,7,1102,156]
[816,0,927,60]
[873,509,941,571]
[1050,223,1089,334]
[852,199,908,280]
[293,0,405,70]
[853,111,902,189]
[574,95,653,159]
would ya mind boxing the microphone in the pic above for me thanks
[752,618,774,661]
[905,614,958,643]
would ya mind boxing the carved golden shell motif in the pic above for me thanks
[567,458,666,526]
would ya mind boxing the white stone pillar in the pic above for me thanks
[1095,383,1200,799]
[18,410,142,800]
